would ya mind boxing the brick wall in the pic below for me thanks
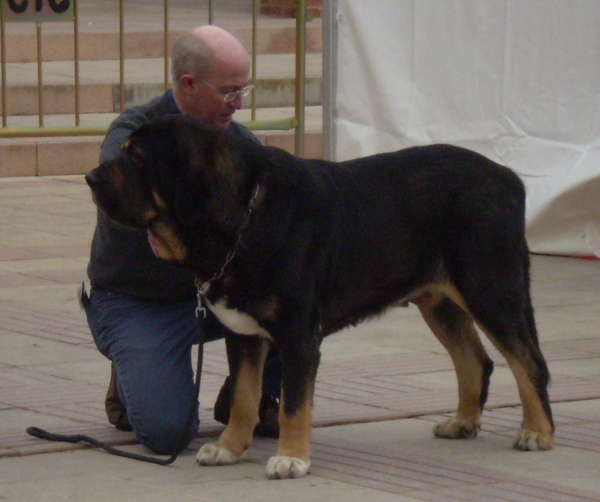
[260,0,322,19]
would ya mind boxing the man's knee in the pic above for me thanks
[133,414,199,455]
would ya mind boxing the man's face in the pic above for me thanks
[181,55,250,130]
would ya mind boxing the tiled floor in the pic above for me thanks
[1,176,600,501]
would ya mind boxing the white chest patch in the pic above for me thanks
[207,298,272,340]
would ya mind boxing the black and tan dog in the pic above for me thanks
[86,114,554,479]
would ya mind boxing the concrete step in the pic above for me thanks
[2,4,322,62]
[0,2,324,177]
[0,106,323,178]
[1,54,323,115]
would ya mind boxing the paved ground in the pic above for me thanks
[2,3,600,499]
[1,175,600,501]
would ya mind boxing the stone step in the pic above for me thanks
[0,106,324,178]
[0,2,324,177]
[1,54,323,115]
[2,6,322,63]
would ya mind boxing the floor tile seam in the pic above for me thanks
[308,437,600,499]
[0,316,89,331]
[0,242,90,251]
[555,427,600,441]
[0,328,91,344]
[0,310,85,329]
[418,483,597,502]
[0,373,89,386]
[14,269,88,280]
[458,479,600,502]
[317,379,438,393]
[0,321,90,334]
[0,381,105,393]
[21,406,109,425]
[0,308,88,324]
[248,441,524,489]
[308,451,499,486]
[0,389,105,406]
[308,469,519,500]
[0,414,600,468]
[313,394,457,412]
[0,276,67,287]
[0,302,86,318]
[310,435,500,471]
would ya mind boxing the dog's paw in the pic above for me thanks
[196,442,244,466]
[433,417,480,439]
[513,429,554,451]
[266,456,310,479]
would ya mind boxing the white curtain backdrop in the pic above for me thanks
[331,0,600,258]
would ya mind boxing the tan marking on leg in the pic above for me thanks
[218,356,264,456]
[419,289,491,439]
[276,392,313,461]
[265,385,313,479]
[502,351,554,450]
[476,325,554,450]
[197,348,267,466]
[439,283,471,314]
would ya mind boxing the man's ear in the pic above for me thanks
[179,74,196,95]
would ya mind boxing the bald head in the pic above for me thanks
[170,25,252,129]
[171,25,249,88]
[191,25,249,63]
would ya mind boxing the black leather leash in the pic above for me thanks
[26,284,206,466]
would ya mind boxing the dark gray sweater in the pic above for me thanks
[87,90,259,300]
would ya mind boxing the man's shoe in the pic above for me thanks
[214,376,280,438]
[254,394,280,438]
[105,363,132,432]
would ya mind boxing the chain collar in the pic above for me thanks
[195,182,260,317]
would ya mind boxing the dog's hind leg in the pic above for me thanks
[457,255,554,451]
[417,292,494,440]
[197,334,269,466]
[474,304,554,451]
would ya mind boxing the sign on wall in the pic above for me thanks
[2,0,74,22]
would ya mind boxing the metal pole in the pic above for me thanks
[36,22,43,127]
[251,0,258,121]
[0,2,7,127]
[73,0,80,125]
[208,0,213,25]
[119,0,125,112]
[294,0,306,156]
[322,0,337,161]
[164,0,169,91]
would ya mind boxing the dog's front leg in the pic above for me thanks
[266,332,320,479]
[197,333,268,466]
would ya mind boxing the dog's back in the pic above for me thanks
[287,145,527,335]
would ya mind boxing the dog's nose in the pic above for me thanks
[85,171,99,190]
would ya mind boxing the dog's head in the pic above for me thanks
[86,115,242,265]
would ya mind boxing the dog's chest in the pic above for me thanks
[204,295,271,339]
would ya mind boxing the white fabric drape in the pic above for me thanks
[333,0,600,257]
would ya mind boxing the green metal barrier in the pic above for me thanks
[0,0,307,155]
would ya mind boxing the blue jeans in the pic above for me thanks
[85,287,281,454]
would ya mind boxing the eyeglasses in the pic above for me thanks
[200,79,254,103]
